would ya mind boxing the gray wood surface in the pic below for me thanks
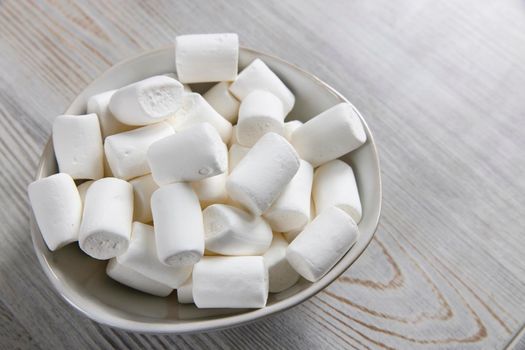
[1,0,524,349]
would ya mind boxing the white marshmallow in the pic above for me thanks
[313,160,362,223]
[167,93,233,143]
[103,155,113,177]
[177,277,194,304]
[264,160,313,232]
[229,125,238,147]
[86,90,135,138]
[283,120,303,142]
[52,114,104,180]
[192,172,228,208]
[79,178,133,260]
[203,204,272,255]
[226,133,300,215]
[175,33,239,83]
[203,82,240,123]
[28,173,81,251]
[129,174,158,223]
[230,58,295,115]
[77,180,93,205]
[263,233,300,293]
[283,198,314,243]
[104,121,174,180]
[151,183,204,266]
[117,222,192,288]
[291,103,367,167]
[192,256,268,308]
[236,90,285,147]
[286,207,359,282]
[106,258,173,297]
[228,144,249,172]
[147,123,228,185]
[109,75,185,126]
[163,73,192,92]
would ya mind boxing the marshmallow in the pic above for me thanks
[175,33,239,83]
[230,58,295,115]
[104,121,174,180]
[229,125,238,146]
[86,90,135,138]
[163,73,192,92]
[52,114,104,180]
[151,183,204,266]
[109,75,185,126]
[264,160,313,232]
[177,277,194,304]
[291,103,367,167]
[313,160,362,223]
[106,258,173,297]
[103,155,113,177]
[79,178,133,260]
[283,120,303,142]
[77,180,93,205]
[28,173,81,251]
[117,222,192,288]
[287,207,359,282]
[192,172,228,208]
[148,123,228,185]
[203,204,272,255]
[228,144,249,172]
[203,82,240,123]
[227,133,300,215]
[236,90,285,147]
[263,233,300,293]
[129,174,158,223]
[167,93,233,143]
[192,256,268,308]
[283,198,314,243]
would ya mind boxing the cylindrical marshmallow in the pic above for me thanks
[286,207,359,282]
[177,277,194,304]
[147,123,228,185]
[283,198,314,243]
[79,178,133,260]
[226,133,300,215]
[263,233,300,293]
[106,258,173,297]
[229,58,295,115]
[175,33,239,83]
[129,174,158,223]
[203,204,272,255]
[291,103,367,167]
[283,120,303,142]
[151,183,204,266]
[264,160,313,232]
[228,144,249,172]
[87,90,135,138]
[104,121,174,180]
[313,160,362,223]
[167,93,233,143]
[192,256,268,308]
[236,90,285,147]
[109,75,185,126]
[77,180,93,205]
[28,173,82,251]
[203,82,240,123]
[52,114,104,180]
[117,222,192,288]
[192,172,228,208]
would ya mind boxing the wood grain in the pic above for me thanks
[1,0,524,348]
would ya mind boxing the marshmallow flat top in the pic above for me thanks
[229,58,295,115]
[28,173,82,251]
[177,277,194,304]
[192,256,268,308]
[148,123,228,185]
[291,103,367,167]
[203,82,240,123]
[109,75,185,126]
[117,222,192,288]
[286,207,359,282]
[227,132,300,215]
[313,160,362,223]
[263,233,300,293]
[87,90,135,138]
[129,174,158,223]
[52,114,104,180]
[175,33,239,83]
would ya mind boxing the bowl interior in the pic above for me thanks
[31,47,381,333]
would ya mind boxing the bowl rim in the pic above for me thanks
[30,45,382,334]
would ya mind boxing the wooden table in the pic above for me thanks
[1,1,524,349]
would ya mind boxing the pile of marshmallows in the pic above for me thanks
[28,33,367,309]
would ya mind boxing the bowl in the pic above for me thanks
[30,46,382,333]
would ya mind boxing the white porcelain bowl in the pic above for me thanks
[30,47,382,333]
